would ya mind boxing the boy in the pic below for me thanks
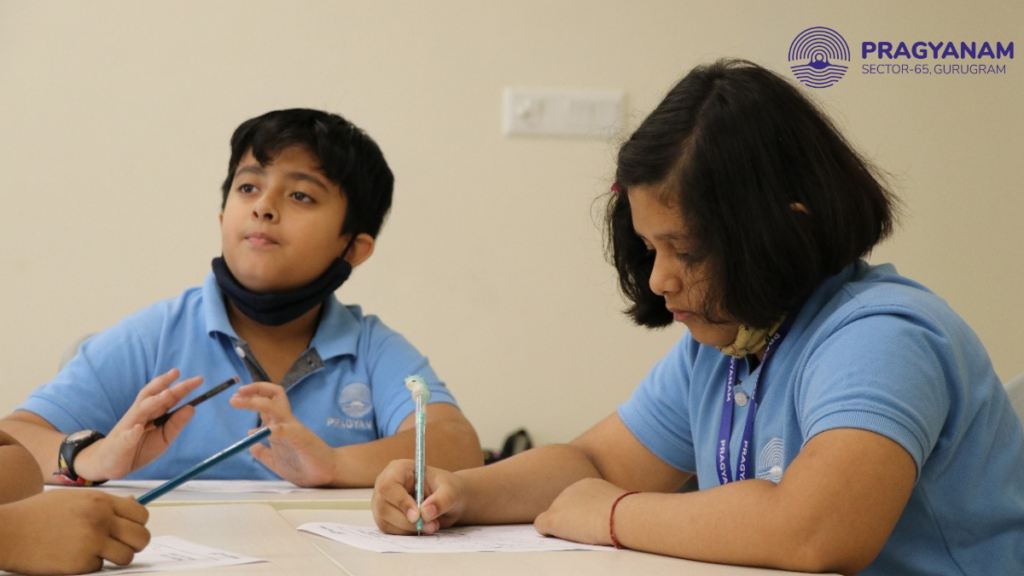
[0,430,149,574]
[0,109,482,486]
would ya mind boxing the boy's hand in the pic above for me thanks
[230,382,338,487]
[0,490,150,575]
[74,368,203,482]
[371,459,467,535]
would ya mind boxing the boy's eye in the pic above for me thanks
[237,183,257,194]
[291,191,314,203]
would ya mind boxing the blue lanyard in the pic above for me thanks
[716,314,797,485]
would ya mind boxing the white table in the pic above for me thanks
[144,504,346,575]
[32,486,838,575]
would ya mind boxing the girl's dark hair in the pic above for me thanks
[607,59,898,329]
[221,108,394,238]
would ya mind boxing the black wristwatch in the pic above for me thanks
[55,429,107,486]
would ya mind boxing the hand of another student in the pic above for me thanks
[74,368,203,482]
[230,382,337,487]
[371,459,466,535]
[534,477,627,546]
[0,490,150,575]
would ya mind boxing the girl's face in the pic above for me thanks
[627,185,740,348]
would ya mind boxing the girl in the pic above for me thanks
[371,60,1024,575]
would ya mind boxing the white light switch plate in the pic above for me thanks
[502,88,624,138]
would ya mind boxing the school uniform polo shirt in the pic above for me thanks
[618,262,1024,575]
[19,272,457,480]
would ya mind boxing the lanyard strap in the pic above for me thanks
[716,314,797,485]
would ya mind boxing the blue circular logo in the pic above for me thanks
[788,27,850,88]
[338,382,373,418]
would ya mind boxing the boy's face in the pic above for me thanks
[220,146,349,293]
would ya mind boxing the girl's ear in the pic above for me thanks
[343,233,376,268]
[790,202,810,215]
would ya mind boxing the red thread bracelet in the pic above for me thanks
[609,490,639,549]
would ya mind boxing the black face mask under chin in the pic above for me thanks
[211,256,353,326]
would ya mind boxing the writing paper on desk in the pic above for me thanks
[78,536,264,574]
[298,522,612,553]
[102,479,316,494]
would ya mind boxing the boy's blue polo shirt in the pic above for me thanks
[19,272,457,480]
[619,262,1024,575]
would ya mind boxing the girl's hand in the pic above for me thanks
[534,478,627,546]
[230,382,336,486]
[0,490,150,575]
[74,368,203,482]
[371,459,467,535]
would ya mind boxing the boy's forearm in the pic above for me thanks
[331,418,484,487]
[0,414,65,484]
[455,443,603,525]
[419,418,485,471]
[0,444,44,504]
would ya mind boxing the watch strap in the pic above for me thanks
[54,430,108,486]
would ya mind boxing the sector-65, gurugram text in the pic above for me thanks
[863,63,1006,75]
[861,41,1012,75]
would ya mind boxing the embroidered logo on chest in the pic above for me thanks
[338,382,373,418]
[756,437,786,483]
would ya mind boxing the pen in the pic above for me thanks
[405,375,430,535]
[151,376,240,428]
[136,427,271,505]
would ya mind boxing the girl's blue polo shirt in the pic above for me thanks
[618,262,1024,575]
[19,272,457,480]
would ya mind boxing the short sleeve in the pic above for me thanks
[18,317,155,434]
[798,310,952,475]
[617,337,697,472]
[361,317,457,437]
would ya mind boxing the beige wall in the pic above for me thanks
[0,0,1020,450]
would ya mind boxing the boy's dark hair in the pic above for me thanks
[606,59,898,329]
[221,108,394,239]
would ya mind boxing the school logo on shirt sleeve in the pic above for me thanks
[756,437,786,483]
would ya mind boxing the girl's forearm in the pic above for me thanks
[455,443,602,525]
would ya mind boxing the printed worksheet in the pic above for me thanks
[83,536,265,574]
[298,522,614,553]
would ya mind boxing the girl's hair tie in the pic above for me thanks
[610,181,622,194]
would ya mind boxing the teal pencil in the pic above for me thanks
[136,427,270,505]
[405,375,431,535]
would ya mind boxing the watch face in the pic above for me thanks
[66,430,96,442]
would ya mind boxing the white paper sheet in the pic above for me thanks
[98,479,314,494]
[83,535,265,574]
[298,522,613,553]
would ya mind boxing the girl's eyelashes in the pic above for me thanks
[637,235,693,263]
